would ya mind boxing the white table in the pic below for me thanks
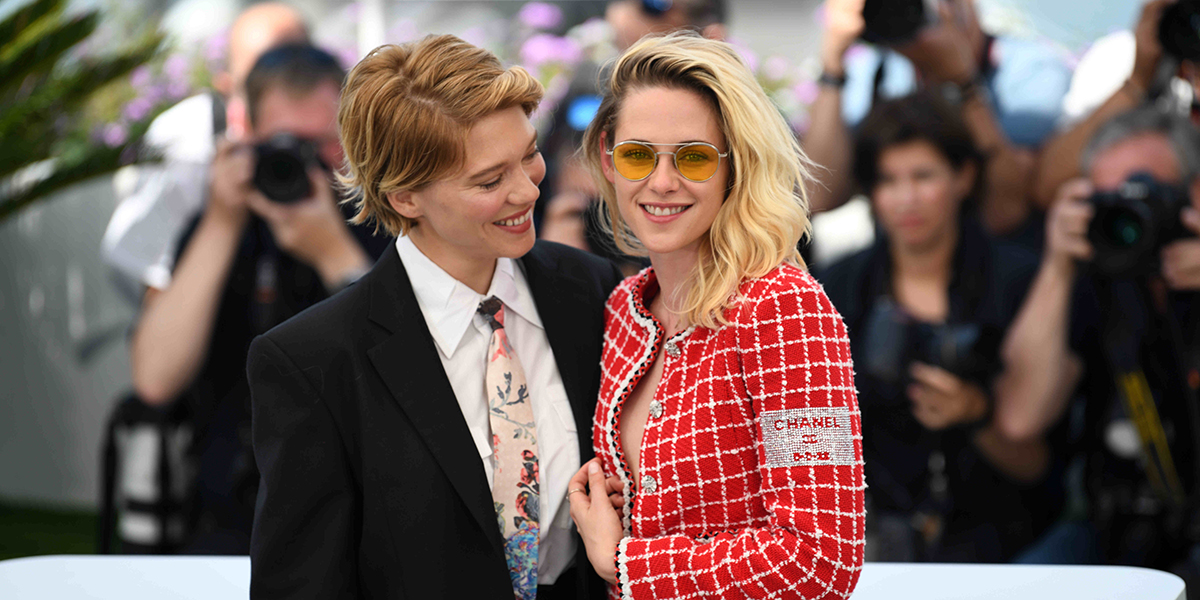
[0,555,1186,599]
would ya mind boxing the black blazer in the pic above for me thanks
[246,241,624,599]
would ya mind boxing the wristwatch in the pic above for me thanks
[939,75,986,107]
[818,71,848,90]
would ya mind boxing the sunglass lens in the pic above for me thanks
[614,143,656,180]
[676,144,719,181]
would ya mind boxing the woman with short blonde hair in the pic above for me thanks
[567,32,865,599]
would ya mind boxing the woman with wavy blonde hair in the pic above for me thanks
[566,31,865,598]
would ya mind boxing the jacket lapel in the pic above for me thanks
[364,246,506,557]
[521,244,598,458]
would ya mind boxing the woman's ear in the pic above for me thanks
[599,131,616,184]
[387,190,424,220]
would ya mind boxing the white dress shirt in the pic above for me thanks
[395,235,579,584]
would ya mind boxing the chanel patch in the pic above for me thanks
[761,407,855,467]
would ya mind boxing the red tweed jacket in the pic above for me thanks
[593,264,865,600]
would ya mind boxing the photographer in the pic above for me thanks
[1009,107,1200,573]
[818,91,1074,563]
[805,0,1071,242]
[127,44,387,553]
[1034,0,1200,209]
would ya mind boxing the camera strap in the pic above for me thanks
[1102,279,1188,506]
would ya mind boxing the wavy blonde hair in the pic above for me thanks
[338,34,543,236]
[582,31,813,329]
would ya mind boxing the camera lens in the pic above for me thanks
[1099,208,1145,248]
[1160,0,1200,61]
[253,133,316,204]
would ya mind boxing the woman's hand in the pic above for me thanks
[907,362,989,430]
[567,459,624,584]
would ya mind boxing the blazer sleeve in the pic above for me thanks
[614,275,866,600]
[247,335,360,600]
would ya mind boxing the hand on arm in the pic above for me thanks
[247,167,370,292]
[804,0,864,213]
[129,139,252,405]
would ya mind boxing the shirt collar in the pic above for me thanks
[395,236,542,357]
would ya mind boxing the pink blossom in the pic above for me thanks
[519,34,581,68]
[205,30,229,65]
[518,2,563,30]
[163,54,190,85]
[794,80,819,105]
[122,97,154,122]
[102,123,128,148]
[130,66,153,91]
[727,37,759,73]
[167,81,190,100]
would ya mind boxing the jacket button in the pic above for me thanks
[665,340,680,357]
[641,475,657,493]
[649,400,663,419]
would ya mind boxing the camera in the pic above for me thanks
[861,0,940,45]
[1087,173,1190,278]
[1159,0,1200,62]
[859,298,1002,391]
[252,133,325,204]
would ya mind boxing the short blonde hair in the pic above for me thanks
[338,34,544,235]
[582,31,813,329]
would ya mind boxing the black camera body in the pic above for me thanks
[252,133,325,204]
[1160,0,1200,62]
[860,298,1002,391]
[1087,173,1191,278]
[861,0,940,45]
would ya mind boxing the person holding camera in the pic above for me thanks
[1004,106,1200,574]
[127,44,388,554]
[817,91,1075,563]
[101,3,310,302]
[805,0,1071,243]
[1033,0,1200,209]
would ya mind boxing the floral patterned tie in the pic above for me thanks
[478,296,539,599]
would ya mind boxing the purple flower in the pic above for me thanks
[518,2,563,30]
[205,30,229,65]
[102,123,128,148]
[143,84,167,105]
[163,54,190,85]
[519,34,581,68]
[122,97,154,122]
[130,66,153,91]
[794,80,819,105]
[727,37,759,73]
[167,81,190,100]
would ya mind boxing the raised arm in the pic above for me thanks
[804,0,864,214]
[247,335,360,600]
[129,139,251,405]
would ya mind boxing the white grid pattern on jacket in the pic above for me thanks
[594,264,866,600]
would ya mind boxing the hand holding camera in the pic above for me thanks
[892,0,981,86]
[1160,199,1200,290]
[206,137,255,228]
[908,362,990,431]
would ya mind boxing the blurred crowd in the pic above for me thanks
[98,0,1200,588]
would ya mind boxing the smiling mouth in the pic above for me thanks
[494,209,532,227]
[641,204,690,217]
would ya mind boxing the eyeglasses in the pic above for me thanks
[606,141,729,183]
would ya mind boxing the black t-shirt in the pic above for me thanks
[817,217,1062,562]
[170,199,389,551]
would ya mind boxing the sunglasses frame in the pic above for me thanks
[606,140,729,183]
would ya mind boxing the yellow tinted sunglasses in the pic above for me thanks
[606,141,729,183]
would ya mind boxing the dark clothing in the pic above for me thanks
[172,207,389,555]
[817,218,1063,562]
[1071,275,1200,569]
[247,241,623,600]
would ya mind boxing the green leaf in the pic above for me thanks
[0,0,63,49]
[0,12,98,94]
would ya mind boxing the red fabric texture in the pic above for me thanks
[594,264,866,599]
